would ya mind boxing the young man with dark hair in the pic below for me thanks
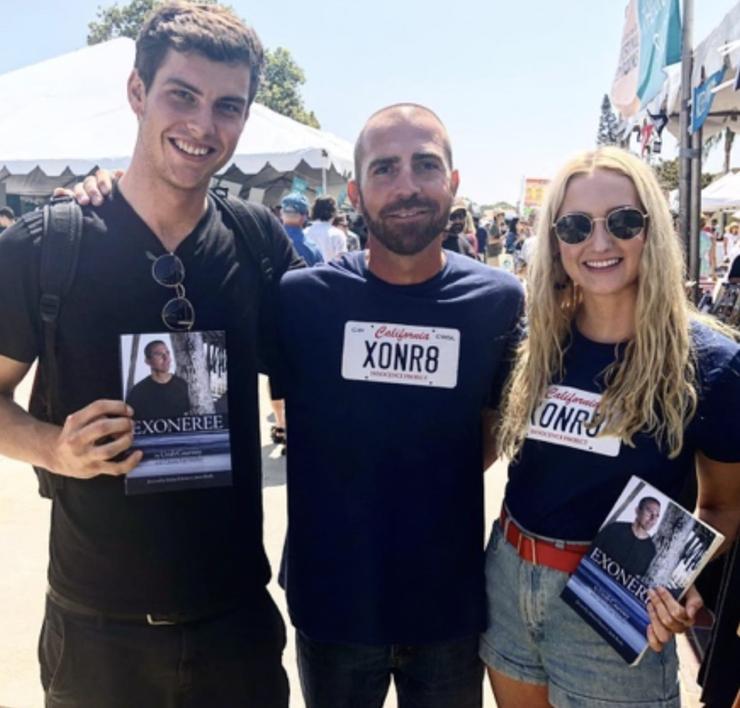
[0,3,298,705]
[278,103,524,708]
[305,194,347,261]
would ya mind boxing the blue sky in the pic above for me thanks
[1,0,736,205]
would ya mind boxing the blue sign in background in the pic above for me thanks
[291,176,308,194]
[692,69,725,133]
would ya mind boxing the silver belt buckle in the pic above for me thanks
[146,613,177,626]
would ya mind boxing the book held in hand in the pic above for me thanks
[119,330,232,495]
[560,475,724,665]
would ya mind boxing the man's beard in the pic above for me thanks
[359,192,452,256]
[447,221,465,234]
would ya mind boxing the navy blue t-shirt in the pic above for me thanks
[278,251,524,644]
[505,323,740,542]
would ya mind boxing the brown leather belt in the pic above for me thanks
[499,506,590,574]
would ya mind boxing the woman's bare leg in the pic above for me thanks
[486,666,551,708]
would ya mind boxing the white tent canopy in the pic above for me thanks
[670,171,740,211]
[701,171,740,211]
[0,38,353,179]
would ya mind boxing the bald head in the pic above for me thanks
[354,103,453,183]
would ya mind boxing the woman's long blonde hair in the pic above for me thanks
[498,146,733,460]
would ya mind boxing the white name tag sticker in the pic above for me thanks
[341,321,460,389]
[526,385,621,457]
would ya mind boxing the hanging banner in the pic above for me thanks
[692,69,725,133]
[522,178,550,209]
[636,0,682,106]
[611,0,682,118]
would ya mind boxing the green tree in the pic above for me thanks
[703,127,736,173]
[480,202,516,213]
[88,0,172,43]
[596,94,619,147]
[255,48,320,128]
[653,157,714,192]
[87,0,321,127]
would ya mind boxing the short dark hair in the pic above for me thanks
[638,496,661,511]
[135,2,265,107]
[312,195,337,222]
[353,103,453,183]
[0,207,15,220]
[144,340,168,359]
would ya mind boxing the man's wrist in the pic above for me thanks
[34,422,63,474]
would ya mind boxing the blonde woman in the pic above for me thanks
[479,147,740,707]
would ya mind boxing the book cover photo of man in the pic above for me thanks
[593,496,662,578]
[125,338,191,420]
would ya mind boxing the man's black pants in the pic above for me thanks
[40,590,289,708]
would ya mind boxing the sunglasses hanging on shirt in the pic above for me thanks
[150,252,195,331]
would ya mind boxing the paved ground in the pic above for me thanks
[0,370,702,707]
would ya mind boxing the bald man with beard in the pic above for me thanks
[276,104,525,708]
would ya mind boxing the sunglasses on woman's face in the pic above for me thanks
[151,253,195,331]
[553,207,648,245]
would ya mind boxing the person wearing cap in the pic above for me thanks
[281,193,324,267]
[442,199,477,258]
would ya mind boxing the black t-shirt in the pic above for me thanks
[0,189,300,617]
[592,521,657,578]
[126,375,191,420]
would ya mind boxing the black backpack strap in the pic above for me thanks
[39,197,84,420]
[209,191,275,285]
[22,197,84,498]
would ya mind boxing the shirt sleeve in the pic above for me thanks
[487,287,526,410]
[252,206,305,393]
[0,219,43,363]
[691,345,740,462]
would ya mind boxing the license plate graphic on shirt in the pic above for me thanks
[341,321,460,388]
[526,385,621,456]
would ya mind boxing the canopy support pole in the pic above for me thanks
[690,126,703,302]
[678,0,693,267]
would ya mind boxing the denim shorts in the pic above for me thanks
[479,522,680,708]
